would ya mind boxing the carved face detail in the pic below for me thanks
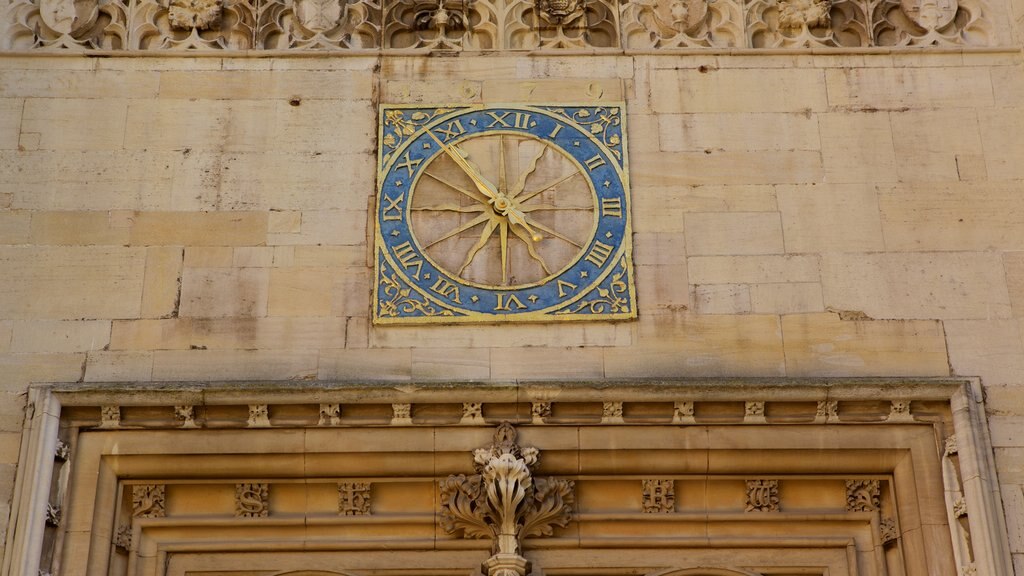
[40,0,96,34]
[168,0,223,30]
[294,0,343,32]
[900,0,957,30]
[777,0,830,30]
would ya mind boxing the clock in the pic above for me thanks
[373,103,635,324]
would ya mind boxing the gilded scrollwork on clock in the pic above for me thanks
[374,104,635,324]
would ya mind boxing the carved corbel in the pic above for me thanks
[440,422,574,576]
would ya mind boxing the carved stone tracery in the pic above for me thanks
[440,422,574,576]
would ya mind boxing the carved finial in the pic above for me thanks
[235,483,269,517]
[441,423,574,576]
[846,479,880,512]
[247,404,270,428]
[338,482,371,515]
[100,405,121,428]
[673,401,695,424]
[132,485,166,518]
[642,479,675,513]
[745,479,779,512]
[319,403,341,426]
[174,405,198,428]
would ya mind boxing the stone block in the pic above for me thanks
[684,212,784,255]
[0,98,22,150]
[185,247,234,268]
[0,322,10,353]
[633,233,686,266]
[152,349,318,381]
[604,313,785,377]
[157,70,374,100]
[110,319,192,350]
[179,267,270,318]
[945,320,1024,386]
[267,267,334,317]
[268,211,302,234]
[10,320,111,354]
[191,317,346,350]
[879,182,1024,251]
[0,352,85,391]
[233,247,275,268]
[658,113,820,152]
[688,255,820,284]
[694,284,751,314]
[381,56,518,80]
[1007,252,1024,317]
[749,282,824,314]
[292,246,366,268]
[650,68,828,113]
[889,110,984,182]
[979,109,1024,180]
[490,347,604,380]
[0,70,160,99]
[1,150,178,211]
[84,351,153,382]
[369,322,621,349]
[516,57,633,79]
[825,67,994,110]
[0,211,29,244]
[21,98,127,151]
[777,184,885,252]
[636,263,691,312]
[0,247,145,319]
[345,316,369,349]
[333,267,371,318]
[141,246,183,318]
[29,211,130,245]
[130,211,268,246]
[632,151,823,187]
[411,348,490,381]
[781,313,948,377]
[267,210,367,246]
[819,113,897,183]
[820,252,1013,320]
[318,348,411,381]
[481,79,623,102]
[626,113,661,154]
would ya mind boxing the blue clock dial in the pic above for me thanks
[374,104,635,323]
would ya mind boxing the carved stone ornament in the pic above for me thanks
[338,482,371,515]
[463,402,484,423]
[642,479,675,513]
[132,484,166,518]
[778,0,830,30]
[258,0,380,49]
[888,400,914,422]
[54,440,70,461]
[531,402,552,422]
[880,516,899,544]
[440,423,574,576]
[174,405,197,428]
[602,401,624,423]
[44,503,61,526]
[319,403,341,426]
[815,400,838,422]
[235,482,270,517]
[944,434,959,456]
[247,404,270,427]
[167,0,221,29]
[953,496,967,518]
[114,523,132,551]
[745,479,780,512]
[391,403,413,424]
[100,405,121,428]
[673,400,695,424]
[846,479,880,512]
[536,0,584,24]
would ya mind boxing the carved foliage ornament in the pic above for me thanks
[440,423,574,575]
[132,484,166,518]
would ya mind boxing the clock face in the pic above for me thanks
[374,104,635,323]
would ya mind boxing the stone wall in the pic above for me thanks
[1,46,1024,572]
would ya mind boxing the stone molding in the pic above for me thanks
[1,378,1015,576]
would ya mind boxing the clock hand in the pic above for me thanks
[425,130,500,202]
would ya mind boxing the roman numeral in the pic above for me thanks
[382,192,404,221]
[494,293,527,311]
[600,198,622,218]
[585,241,614,268]
[557,279,577,298]
[433,120,466,142]
[549,124,563,138]
[585,155,606,171]
[487,111,533,129]
[392,241,423,280]
[430,278,461,303]
[395,152,422,177]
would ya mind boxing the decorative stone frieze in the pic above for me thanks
[3,0,989,50]
[642,479,675,513]
[132,484,166,518]
[815,400,838,423]
[319,403,341,426]
[440,423,574,576]
[174,405,197,428]
[247,404,270,428]
[235,482,270,517]
[602,401,624,424]
[745,479,779,512]
[846,479,881,512]
[338,482,371,515]
[744,401,767,423]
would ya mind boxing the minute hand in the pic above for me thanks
[425,130,499,201]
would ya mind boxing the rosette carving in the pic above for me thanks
[440,423,574,576]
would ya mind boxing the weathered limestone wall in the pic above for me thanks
[1,50,1024,571]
